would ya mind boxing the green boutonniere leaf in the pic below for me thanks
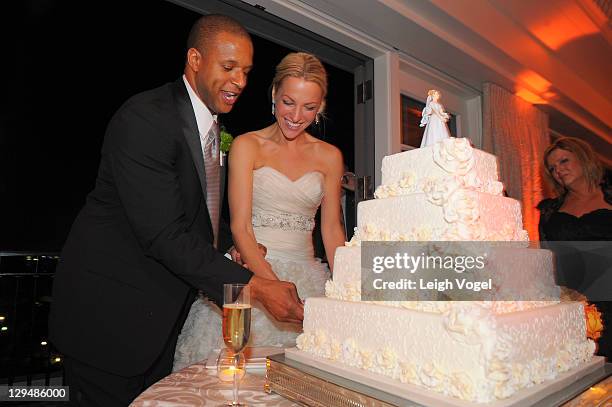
[220,126,234,153]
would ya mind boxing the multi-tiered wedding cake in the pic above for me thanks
[291,138,595,403]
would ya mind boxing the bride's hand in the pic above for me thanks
[257,242,267,257]
[248,275,304,324]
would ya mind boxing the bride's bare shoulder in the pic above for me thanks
[228,133,262,164]
[236,126,276,146]
[308,136,342,163]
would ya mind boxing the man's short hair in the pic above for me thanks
[186,14,251,54]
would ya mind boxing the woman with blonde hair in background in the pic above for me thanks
[538,136,611,359]
[174,52,345,370]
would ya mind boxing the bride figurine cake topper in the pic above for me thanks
[419,89,451,147]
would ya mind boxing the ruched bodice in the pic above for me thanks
[252,166,324,261]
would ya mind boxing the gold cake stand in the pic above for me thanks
[265,353,611,407]
[265,353,402,406]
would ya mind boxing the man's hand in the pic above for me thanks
[229,244,267,267]
[248,275,304,324]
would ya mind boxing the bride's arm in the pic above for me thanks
[228,135,279,280]
[320,145,346,273]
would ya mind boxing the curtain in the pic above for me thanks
[482,83,550,241]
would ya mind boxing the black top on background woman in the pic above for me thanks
[538,136,611,359]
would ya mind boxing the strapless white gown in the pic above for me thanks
[173,167,330,371]
[420,101,451,147]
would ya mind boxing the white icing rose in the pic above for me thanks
[494,381,514,400]
[391,183,405,197]
[413,226,433,241]
[449,373,475,401]
[344,282,361,301]
[374,185,389,199]
[329,281,361,301]
[461,171,481,190]
[510,363,530,388]
[397,233,412,241]
[375,172,418,199]
[345,227,362,246]
[398,301,419,310]
[395,300,452,313]
[314,330,327,347]
[329,339,342,360]
[423,301,453,313]
[375,348,398,371]
[444,303,496,346]
[296,333,314,351]
[488,363,509,384]
[360,349,374,369]
[486,180,504,196]
[443,190,479,224]
[433,138,475,176]
[586,340,596,359]
[324,280,338,298]
[330,281,360,301]
[495,335,512,362]
[360,223,380,241]
[363,223,376,234]
[529,359,553,385]
[399,171,417,189]
[423,176,461,206]
[556,349,571,371]
[380,230,392,241]
[399,361,417,384]
[419,363,445,391]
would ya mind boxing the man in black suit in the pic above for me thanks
[49,15,303,406]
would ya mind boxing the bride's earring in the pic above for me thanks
[271,101,275,116]
[315,113,320,125]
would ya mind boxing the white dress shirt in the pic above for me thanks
[182,75,217,155]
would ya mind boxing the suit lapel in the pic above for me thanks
[220,154,228,208]
[173,79,207,201]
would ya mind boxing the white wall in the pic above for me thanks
[373,52,400,187]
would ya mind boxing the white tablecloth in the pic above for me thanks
[130,360,610,406]
[130,362,297,407]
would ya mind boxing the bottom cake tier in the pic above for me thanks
[296,298,595,403]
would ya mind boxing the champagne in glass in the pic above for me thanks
[222,303,251,353]
[222,283,251,406]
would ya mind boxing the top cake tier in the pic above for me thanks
[377,138,503,198]
[357,138,529,242]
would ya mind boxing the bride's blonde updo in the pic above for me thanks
[272,52,328,114]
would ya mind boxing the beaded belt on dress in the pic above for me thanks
[252,210,315,232]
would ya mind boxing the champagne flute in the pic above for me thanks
[222,283,251,406]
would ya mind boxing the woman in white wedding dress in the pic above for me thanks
[173,52,346,371]
[419,89,451,147]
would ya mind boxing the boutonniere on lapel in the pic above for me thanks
[219,125,234,166]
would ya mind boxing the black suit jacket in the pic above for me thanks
[49,79,252,376]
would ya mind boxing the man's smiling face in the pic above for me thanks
[190,31,253,114]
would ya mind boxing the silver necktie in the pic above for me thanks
[203,121,221,247]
